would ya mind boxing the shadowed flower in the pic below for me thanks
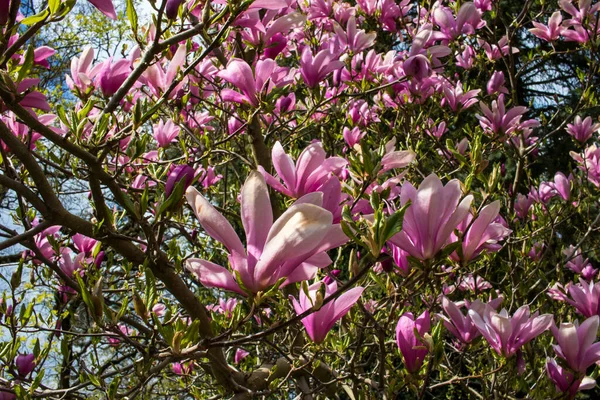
[566,116,600,143]
[396,310,431,373]
[468,304,553,357]
[290,280,364,343]
[15,354,36,377]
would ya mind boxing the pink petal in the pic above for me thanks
[186,258,245,295]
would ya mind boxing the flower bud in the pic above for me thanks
[165,0,184,19]
[403,55,431,80]
[0,0,10,25]
[264,33,287,59]
[165,165,195,197]
[16,353,36,377]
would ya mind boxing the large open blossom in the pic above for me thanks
[186,171,347,295]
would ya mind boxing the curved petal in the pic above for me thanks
[217,59,257,106]
[272,141,297,192]
[186,258,245,295]
[330,286,364,324]
[241,171,273,268]
[185,187,245,257]
[254,204,333,288]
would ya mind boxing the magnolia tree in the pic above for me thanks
[1,0,600,397]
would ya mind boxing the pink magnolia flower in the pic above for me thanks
[234,348,250,364]
[552,316,600,373]
[30,46,55,69]
[87,0,117,19]
[72,233,98,255]
[527,242,545,261]
[389,174,473,260]
[291,280,364,343]
[264,32,288,59]
[29,224,61,264]
[390,244,410,275]
[514,193,533,219]
[356,0,377,15]
[396,310,431,373]
[199,166,222,189]
[15,353,36,377]
[153,120,181,148]
[457,275,493,292]
[425,120,447,139]
[564,246,597,280]
[380,148,416,173]
[566,115,600,143]
[275,93,296,114]
[217,58,278,106]
[440,296,503,344]
[530,181,558,205]
[152,303,166,317]
[560,0,598,23]
[456,45,475,69]
[172,361,193,375]
[333,15,377,53]
[97,58,131,97]
[456,200,511,263]
[546,358,596,395]
[529,11,564,41]
[299,48,344,88]
[571,144,600,187]
[141,44,187,97]
[108,324,133,347]
[218,298,238,318]
[468,304,553,357]
[228,115,244,135]
[59,249,87,278]
[561,23,591,43]
[551,172,572,201]
[432,2,483,41]
[474,0,492,12]
[478,36,519,61]
[6,79,50,111]
[403,54,431,79]
[566,279,600,317]
[477,94,538,137]
[165,0,184,19]
[165,165,195,197]
[186,171,346,295]
[258,141,347,198]
[343,127,365,148]
[548,282,569,302]
[486,71,508,95]
[441,81,481,112]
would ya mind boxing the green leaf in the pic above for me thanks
[108,376,121,398]
[17,46,35,83]
[30,369,45,392]
[87,371,103,388]
[20,9,50,25]
[48,0,60,14]
[75,274,95,317]
[156,178,187,216]
[10,261,23,290]
[380,201,411,245]
[144,268,156,307]
[126,0,138,38]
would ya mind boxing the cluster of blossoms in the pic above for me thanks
[2,0,600,397]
